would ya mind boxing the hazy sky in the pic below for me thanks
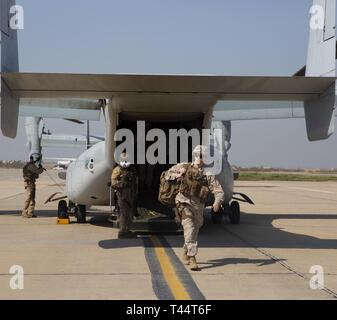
[1,0,337,169]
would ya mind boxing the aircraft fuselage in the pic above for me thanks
[66,141,234,208]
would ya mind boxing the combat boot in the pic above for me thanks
[22,213,37,218]
[182,249,190,265]
[189,256,199,271]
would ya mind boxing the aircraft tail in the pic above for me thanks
[0,0,20,138]
[304,0,336,141]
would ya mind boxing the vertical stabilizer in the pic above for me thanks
[0,0,19,138]
[305,0,336,141]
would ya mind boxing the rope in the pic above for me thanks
[44,170,66,193]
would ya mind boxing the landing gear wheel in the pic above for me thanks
[68,201,78,216]
[229,201,240,225]
[57,200,68,219]
[211,209,223,225]
[76,205,86,224]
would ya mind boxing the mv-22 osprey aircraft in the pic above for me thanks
[1,0,336,225]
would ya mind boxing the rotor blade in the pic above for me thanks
[64,119,84,124]
[233,192,255,205]
[44,192,64,204]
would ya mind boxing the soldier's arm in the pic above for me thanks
[207,175,225,206]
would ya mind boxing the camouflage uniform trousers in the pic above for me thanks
[117,198,134,234]
[178,203,204,257]
[22,181,36,217]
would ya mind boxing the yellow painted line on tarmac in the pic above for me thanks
[150,235,191,300]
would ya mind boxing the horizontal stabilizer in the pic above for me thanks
[2,73,335,101]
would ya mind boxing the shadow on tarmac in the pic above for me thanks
[197,257,287,271]
[1,209,337,252]
[94,211,337,251]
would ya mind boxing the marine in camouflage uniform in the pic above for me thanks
[167,146,224,271]
[111,153,138,239]
[22,154,45,218]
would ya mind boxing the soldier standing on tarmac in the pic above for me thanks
[21,153,45,218]
[111,152,138,239]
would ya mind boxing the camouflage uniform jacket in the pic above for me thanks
[111,166,138,204]
[167,162,225,210]
[23,162,44,184]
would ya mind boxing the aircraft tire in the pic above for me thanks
[77,205,86,224]
[57,200,68,219]
[68,201,78,215]
[229,201,240,225]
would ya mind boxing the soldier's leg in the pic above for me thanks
[118,199,128,234]
[191,208,204,244]
[181,206,204,271]
[22,183,33,217]
[118,200,135,238]
[125,205,134,231]
[27,186,36,217]
[181,207,199,257]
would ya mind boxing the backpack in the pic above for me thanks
[158,171,182,206]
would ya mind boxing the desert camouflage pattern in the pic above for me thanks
[168,162,225,257]
[22,162,44,217]
[111,166,138,234]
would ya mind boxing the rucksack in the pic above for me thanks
[158,171,182,206]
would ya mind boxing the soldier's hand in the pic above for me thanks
[212,202,221,213]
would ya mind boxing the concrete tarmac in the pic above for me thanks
[0,169,336,300]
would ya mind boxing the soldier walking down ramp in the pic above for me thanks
[22,153,45,218]
[163,145,224,271]
[111,152,138,239]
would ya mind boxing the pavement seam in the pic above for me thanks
[223,226,337,299]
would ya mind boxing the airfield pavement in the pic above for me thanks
[0,168,337,300]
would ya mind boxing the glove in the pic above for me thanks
[212,202,221,213]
